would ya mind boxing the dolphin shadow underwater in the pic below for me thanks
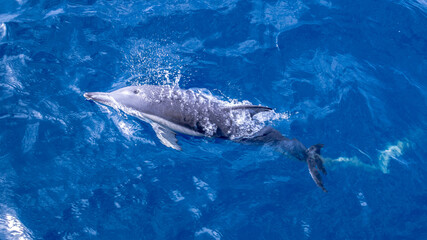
[84,85,327,192]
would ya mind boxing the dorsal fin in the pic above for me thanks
[223,105,273,117]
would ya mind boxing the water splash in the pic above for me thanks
[122,39,187,87]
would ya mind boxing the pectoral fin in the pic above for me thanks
[151,122,182,151]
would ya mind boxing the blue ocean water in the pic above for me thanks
[1,0,426,239]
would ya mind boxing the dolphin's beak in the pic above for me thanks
[84,92,113,105]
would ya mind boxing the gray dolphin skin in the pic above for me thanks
[84,85,327,192]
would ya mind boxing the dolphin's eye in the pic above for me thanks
[133,89,140,94]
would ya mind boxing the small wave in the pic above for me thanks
[15,0,26,5]
[188,207,202,219]
[195,227,222,240]
[0,14,19,23]
[275,50,381,120]
[397,0,427,15]
[0,206,33,240]
[0,23,6,40]
[2,64,23,90]
[0,54,31,95]
[250,0,307,32]
[181,38,204,53]
[92,103,156,146]
[301,220,311,239]
[94,0,238,25]
[193,176,216,202]
[315,0,333,8]
[44,8,65,19]
[357,192,368,207]
[208,40,261,57]
[83,227,97,236]
[21,122,39,153]
[170,190,185,202]
[83,116,106,145]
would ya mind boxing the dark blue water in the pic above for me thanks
[1,0,426,239]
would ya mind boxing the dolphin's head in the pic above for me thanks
[84,86,149,112]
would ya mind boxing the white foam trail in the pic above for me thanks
[326,140,410,173]
[326,156,377,171]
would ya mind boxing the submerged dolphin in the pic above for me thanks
[84,85,327,192]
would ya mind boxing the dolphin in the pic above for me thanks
[84,85,327,192]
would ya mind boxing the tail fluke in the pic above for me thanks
[306,144,327,192]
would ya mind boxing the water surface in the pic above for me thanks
[0,0,426,239]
